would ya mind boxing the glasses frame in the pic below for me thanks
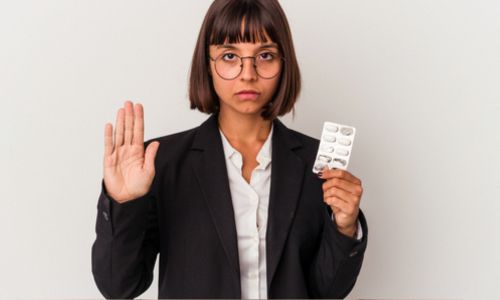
[209,53,285,80]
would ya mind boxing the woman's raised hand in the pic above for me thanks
[103,101,160,203]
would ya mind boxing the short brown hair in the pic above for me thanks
[189,0,301,120]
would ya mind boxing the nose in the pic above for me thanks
[239,57,258,81]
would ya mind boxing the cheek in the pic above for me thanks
[209,65,221,96]
[265,78,280,97]
[212,76,232,100]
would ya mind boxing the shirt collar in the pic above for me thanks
[219,123,273,170]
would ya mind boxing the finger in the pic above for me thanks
[124,101,134,145]
[320,168,361,185]
[104,123,113,156]
[324,196,351,214]
[144,141,160,173]
[114,108,125,147]
[331,205,341,216]
[322,178,363,196]
[132,103,144,146]
[324,187,360,206]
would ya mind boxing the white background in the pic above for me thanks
[1,0,499,299]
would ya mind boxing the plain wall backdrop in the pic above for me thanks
[1,0,499,299]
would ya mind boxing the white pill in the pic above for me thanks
[335,149,349,156]
[323,135,336,143]
[313,162,327,172]
[320,145,334,153]
[333,158,347,167]
[338,138,351,146]
[340,127,354,136]
[318,155,332,163]
[325,124,339,132]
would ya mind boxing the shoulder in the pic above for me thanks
[271,120,321,170]
[277,123,320,155]
[287,128,319,147]
[148,126,198,147]
[144,124,200,163]
[293,131,320,168]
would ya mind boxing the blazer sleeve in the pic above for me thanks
[91,180,159,299]
[308,207,368,299]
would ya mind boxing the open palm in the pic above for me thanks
[103,101,159,203]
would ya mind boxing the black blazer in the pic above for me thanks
[92,113,368,299]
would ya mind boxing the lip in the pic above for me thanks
[236,89,260,95]
[235,90,260,100]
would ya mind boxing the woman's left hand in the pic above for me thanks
[319,168,363,238]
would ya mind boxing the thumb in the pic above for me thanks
[144,141,160,173]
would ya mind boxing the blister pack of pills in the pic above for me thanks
[312,121,356,173]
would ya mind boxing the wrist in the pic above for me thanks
[337,224,357,238]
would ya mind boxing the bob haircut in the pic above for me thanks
[189,0,301,120]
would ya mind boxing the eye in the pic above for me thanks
[258,52,277,61]
[221,53,238,61]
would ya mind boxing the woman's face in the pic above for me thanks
[208,40,282,118]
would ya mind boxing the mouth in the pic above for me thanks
[235,90,260,100]
[236,89,260,95]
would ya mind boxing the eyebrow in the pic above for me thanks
[216,43,279,50]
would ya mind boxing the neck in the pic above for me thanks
[217,109,272,144]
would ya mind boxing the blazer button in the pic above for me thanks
[349,250,358,258]
[102,211,109,221]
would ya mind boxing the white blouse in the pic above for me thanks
[219,124,273,299]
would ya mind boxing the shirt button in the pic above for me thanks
[249,272,257,279]
[102,211,109,221]
[253,236,259,243]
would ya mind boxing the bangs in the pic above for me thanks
[208,1,276,45]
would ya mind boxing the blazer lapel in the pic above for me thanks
[189,113,241,290]
[188,114,306,293]
[266,119,306,289]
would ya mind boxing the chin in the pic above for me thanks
[238,104,267,115]
[220,100,268,118]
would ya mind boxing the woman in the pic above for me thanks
[92,0,368,298]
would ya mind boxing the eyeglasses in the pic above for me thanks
[209,52,284,80]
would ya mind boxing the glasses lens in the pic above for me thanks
[215,54,241,80]
[214,53,282,80]
[255,53,282,79]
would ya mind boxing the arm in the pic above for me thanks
[91,181,159,299]
[308,208,368,298]
[308,168,368,298]
[92,101,160,299]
